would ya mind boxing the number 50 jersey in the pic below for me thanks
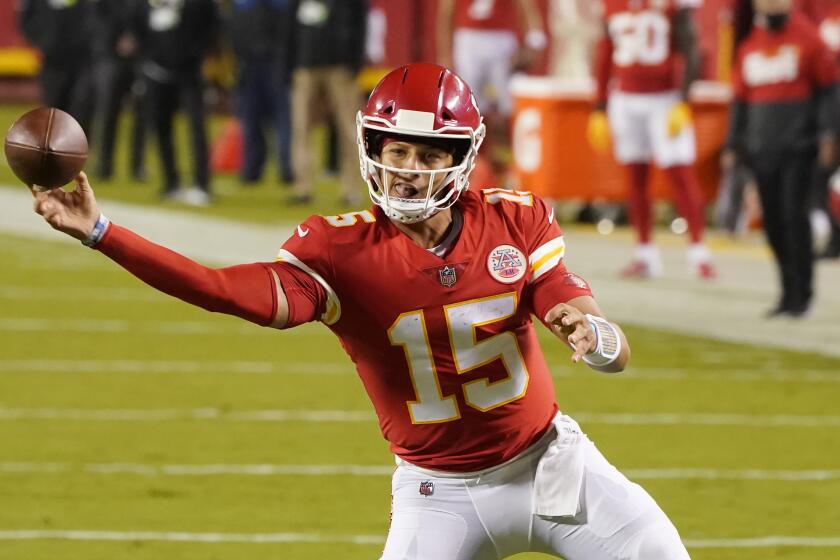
[602,0,701,94]
[277,189,592,472]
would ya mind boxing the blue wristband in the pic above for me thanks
[82,214,111,247]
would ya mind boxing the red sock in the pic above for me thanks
[626,163,652,245]
[665,165,706,244]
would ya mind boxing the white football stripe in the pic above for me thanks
[2,407,838,427]
[528,236,566,266]
[275,249,341,325]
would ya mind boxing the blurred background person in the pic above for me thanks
[797,0,840,258]
[587,0,716,280]
[226,0,294,186]
[437,0,547,177]
[131,0,220,206]
[16,0,95,137]
[723,0,839,317]
[549,0,602,79]
[288,0,367,206]
[90,0,147,182]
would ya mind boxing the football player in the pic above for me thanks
[30,63,690,560]
[437,0,547,179]
[589,0,715,279]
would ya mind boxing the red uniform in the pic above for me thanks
[599,0,701,96]
[732,14,837,105]
[797,0,840,55]
[454,0,519,31]
[278,189,591,472]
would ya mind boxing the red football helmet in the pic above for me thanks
[357,63,485,223]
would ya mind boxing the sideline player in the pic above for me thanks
[589,0,716,279]
[437,0,547,177]
[30,63,690,560]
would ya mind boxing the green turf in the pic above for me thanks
[1,231,839,559]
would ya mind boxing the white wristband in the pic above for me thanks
[582,314,621,367]
[525,30,548,51]
[82,214,111,247]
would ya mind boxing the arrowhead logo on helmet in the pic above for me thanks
[357,63,486,224]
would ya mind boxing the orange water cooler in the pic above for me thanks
[510,77,732,203]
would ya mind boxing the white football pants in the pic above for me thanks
[380,416,690,560]
[453,28,518,117]
[607,90,697,168]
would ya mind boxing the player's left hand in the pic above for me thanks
[544,303,597,363]
[666,101,693,137]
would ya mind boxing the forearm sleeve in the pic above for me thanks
[95,224,278,326]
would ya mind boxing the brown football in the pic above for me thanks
[3,107,88,189]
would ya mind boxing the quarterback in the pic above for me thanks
[31,63,690,559]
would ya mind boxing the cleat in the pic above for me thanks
[620,260,654,279]
[696,262,717,280]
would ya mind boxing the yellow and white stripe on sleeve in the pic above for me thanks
[275,249,341,325]
[528,236,566,281]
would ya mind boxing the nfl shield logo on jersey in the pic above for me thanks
[419,481,435,497]
[487,245,527,284]
[439,265,457,287]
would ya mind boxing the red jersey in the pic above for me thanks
[600,0,701,94]
[278,189,592,472]
[733,14,838,103]
[454,0,518,31]
[797,0,840,55]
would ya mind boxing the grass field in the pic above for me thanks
[2,103,840,559]
[1,229,839,560]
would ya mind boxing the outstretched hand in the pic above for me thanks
[31,172,100,242]
[545,302,597,363]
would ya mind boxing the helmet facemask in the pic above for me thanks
[357,113,485,224]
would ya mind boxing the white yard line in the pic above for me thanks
[1,462,839,481]
[0,529,385,545]
[0,360,349,375]
[0,407,373,421]
[0,317,330,337]
[0,529,838,549]
[0,285,164,301]
[2,407,840,427]
[1,358,838,382]
[683,536,840,548]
